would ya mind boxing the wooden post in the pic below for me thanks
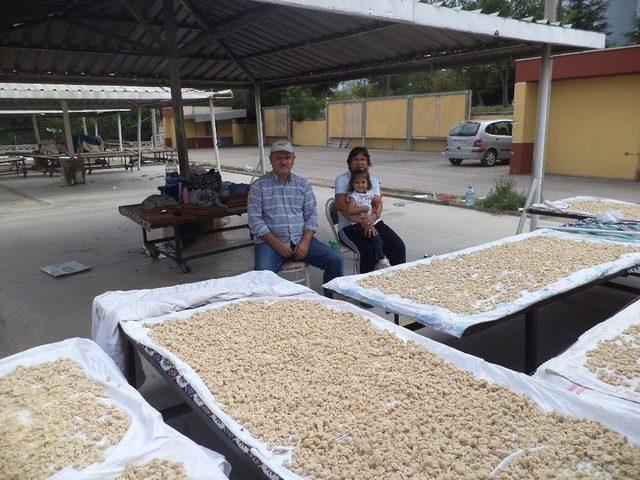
[94,118,99,136]
[254,85,266,175]
[117,111,123,151]
[208,96,221,172]
[61,100,74,159]
[31,114,40,145]
[164,0,189,178]
[151,108,158,147]
[81,116,88,135]
[137,107,142,170]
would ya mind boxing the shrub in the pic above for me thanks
[476,176,526,213]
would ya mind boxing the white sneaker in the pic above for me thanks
[375,258,391,270]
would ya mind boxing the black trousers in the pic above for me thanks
[339,221,406,273]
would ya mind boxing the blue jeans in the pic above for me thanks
[254,237,343,283]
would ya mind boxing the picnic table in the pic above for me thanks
[118,197,253,273]
[0,156,27,177]
[28,153,67,176]
[78,151,138,173]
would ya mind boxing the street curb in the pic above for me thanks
[220,165,520,218]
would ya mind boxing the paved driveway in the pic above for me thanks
[189,146,640,202]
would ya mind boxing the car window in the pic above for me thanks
[449,122,480,136]
[496,122,510,136]
[485,123,498,135]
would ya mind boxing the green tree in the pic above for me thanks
[560,0,609,34]
[628,15,640,44]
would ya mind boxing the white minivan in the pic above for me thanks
[442,119,513,167]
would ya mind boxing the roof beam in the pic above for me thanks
[118,0,167,51]
[238,22,396,61]
[0,70,251,87]
[260,43,552,87]
[177,0,266,82]
[0,44,228,62]
[177,2,279,57]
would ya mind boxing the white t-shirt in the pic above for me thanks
[334,171,380,231]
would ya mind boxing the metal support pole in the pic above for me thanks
[117,112,123,151]
[164,0,189,178]
[324,98,329,148]
[81,116,88,135]
[528,0,557,231]
[94,118,99,137]
[31,114,40,145]
[524,310,538,374]
[61,100,74,159]
[406,95,413,151]
[361,98,366,147]
[151,108,158,147]
[137,107,142,170]
[254,84,266,175]
[208,96,221,172]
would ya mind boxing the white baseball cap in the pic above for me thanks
[270,140,294,154]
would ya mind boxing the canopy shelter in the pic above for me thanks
[0,83,232,168]
[1,0,605,212]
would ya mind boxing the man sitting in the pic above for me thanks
[248,141,343,288]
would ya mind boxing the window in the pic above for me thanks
[449,122,480,136]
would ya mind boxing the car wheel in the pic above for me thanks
[449,158,463,166]
[481,149,498,167]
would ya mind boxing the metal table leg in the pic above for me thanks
[174,224,191,273]
[524,310,538,375]
[124,337,138,387]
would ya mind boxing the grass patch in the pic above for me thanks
[476,176,526,213]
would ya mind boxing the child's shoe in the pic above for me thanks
[375,258,391,270]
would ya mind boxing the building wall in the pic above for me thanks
[292,120,325,146]
[511,46,640,180]
[324,92,470,152]
[163,117,233,148]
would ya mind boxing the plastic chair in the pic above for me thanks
[277,261,311,287]
[325,198,360,275]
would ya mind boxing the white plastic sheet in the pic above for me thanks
[323,229,640,337]
[121,292,640,480]
[533,195,640,221]
[0,338,230,479]
[535,298,640,406]
[92,271,313,372]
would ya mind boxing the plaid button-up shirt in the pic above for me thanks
[248,172,318,244]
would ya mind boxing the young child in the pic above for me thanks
[346,169,391,269]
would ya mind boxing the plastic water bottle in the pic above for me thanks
[465,185,475,206]
[164,161,180,200]
[219,181,230,197]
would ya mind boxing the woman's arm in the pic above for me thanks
[344,197,370,222]
[371,194,383,220]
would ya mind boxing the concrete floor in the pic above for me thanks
[1,161,638,479]
[190,146,640,202]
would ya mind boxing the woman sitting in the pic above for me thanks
[334,147,406,273]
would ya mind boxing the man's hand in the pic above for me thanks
[262,233,294,258]
[274,239,294,258]
[293,236,311,260]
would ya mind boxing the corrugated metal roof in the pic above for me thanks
[0,0,606,88]
[0,83,232,109]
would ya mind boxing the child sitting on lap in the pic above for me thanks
[345,169,390,270]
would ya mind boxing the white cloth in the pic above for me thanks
[91,271,313,372]
[0,338,230,479]
[535,298,640,405]
[324,229,640,337]
[120,293,640,480]
[334,171,380,231]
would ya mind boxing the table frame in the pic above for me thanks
[347,269,640,375]
[120,204,254,273]
[0,156,27,177]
